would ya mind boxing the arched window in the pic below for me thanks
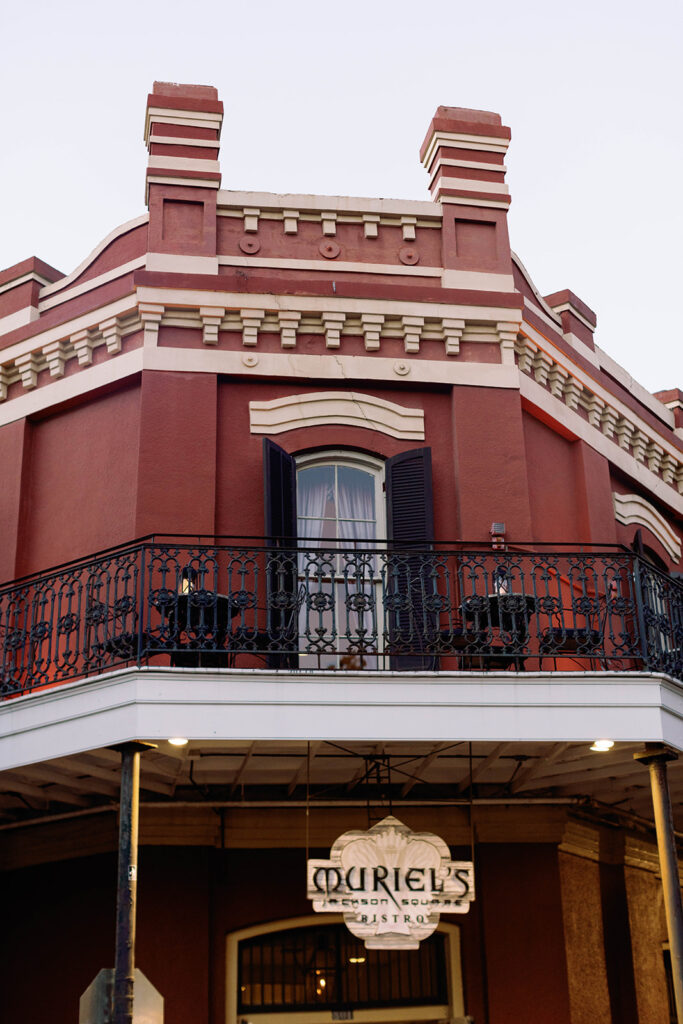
[296,451,385,546]
[295,453,384,669]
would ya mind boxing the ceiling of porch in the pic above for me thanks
[1,738,681,834]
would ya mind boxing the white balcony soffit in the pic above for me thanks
[0,667,681,773]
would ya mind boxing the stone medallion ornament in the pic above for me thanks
[306,815,474,949]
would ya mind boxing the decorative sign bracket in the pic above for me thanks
[307,815,474,950]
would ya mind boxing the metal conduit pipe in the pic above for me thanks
[0,796,590,832]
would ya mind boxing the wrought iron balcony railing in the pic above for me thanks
[1,538,682,697]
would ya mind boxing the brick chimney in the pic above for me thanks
[420,106,511,208]
[420,106,513,281]
[144,82,224,267]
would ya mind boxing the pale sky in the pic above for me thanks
[2,0,681,396]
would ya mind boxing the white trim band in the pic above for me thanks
[147,155,220,173]
[218,255,441,278]
[613,492,681,561]
[249,391,425,440]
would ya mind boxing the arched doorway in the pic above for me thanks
[226,915,466,1024]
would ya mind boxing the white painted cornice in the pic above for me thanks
[1,287,681,511]
[517,327,681,467]
[218,190,442,219]
[596,345,674,429]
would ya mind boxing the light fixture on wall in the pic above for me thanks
[490,522,506,550]
[168,737,189,747]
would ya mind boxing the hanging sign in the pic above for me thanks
[306,815,474,950]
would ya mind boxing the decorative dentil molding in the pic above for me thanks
[1,298,681,504]
[0,311,142,400]
[514,335,683,497]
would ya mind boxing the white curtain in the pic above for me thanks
[297,467,330,541]
[338,467,375,543]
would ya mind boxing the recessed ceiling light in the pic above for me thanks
[168,737,188,747]
[590,739,614,752]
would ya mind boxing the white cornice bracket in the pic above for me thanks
[71,329,95,366]
[139,304,164,348]
[361,314,384,352]
[322,312,345,349]
[42,340,69,378]
[402,316,424,354]
[241,309,265,347]
[200,306,225,346]
[15,352,40,389]
[442,318,464,356]
[279,311,301,349]
[100,317,123,355]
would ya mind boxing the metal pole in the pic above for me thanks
[635,745,683,1024]
[113,742,148,1024]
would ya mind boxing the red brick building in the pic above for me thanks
[0,82,682,1024]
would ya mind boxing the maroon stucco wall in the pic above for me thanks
[0,844,572,1024]
[16,384,140,577]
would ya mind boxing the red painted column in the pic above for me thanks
[572,440,619,544]
[0,419,30,583]
[134,371,218,538]
[451,386,533,541]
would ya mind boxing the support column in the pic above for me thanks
[113,742,154,1024]
[634,744,683,1024]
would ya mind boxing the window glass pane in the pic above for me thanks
[298,466,335,540]
[338,466,375,525]
[338,519,375,544]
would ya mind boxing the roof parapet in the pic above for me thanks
[545,288,597,352]
[0,257,62,340]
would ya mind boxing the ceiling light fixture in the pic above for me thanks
[590,739,614,752]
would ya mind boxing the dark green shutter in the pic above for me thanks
[262,438,298,667]
[386,447,434,544]
[263,438,297,543]
[385,447,435,669]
